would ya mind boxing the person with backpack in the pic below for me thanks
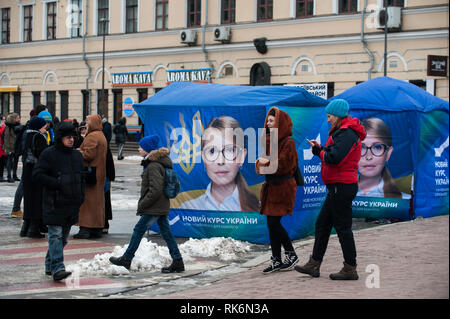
[255,107,300,274]
[109,134,184,273]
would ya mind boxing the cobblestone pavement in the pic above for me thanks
[155,215,449,299]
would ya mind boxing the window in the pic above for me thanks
[47,2,57,40]
[257,0,273,22]
[98,0,109,35]
[126,0,138,33]
[23,5,33,42]
[384,0,404,7]
[1,93,9,116]
[70,0,83,37]
[339,0,357,14]
[156,0,168,30]
[46,91,56,118]
[1,8,10,44]
[296,0,314,18]
[187,0,201,27]
[221,0,235,24]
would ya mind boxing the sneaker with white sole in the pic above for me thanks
[262,256,282,274]
[280,252,299,271]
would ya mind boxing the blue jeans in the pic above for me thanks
[124,215,182,260]
[45,225,71,275]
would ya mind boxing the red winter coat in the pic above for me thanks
[319,116,366,185]
[256,107,298,216]
[0,124,6,157]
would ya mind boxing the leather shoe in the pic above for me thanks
[53,270,72,282]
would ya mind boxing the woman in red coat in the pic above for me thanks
[295,99,366,280]
[256,107,299,274]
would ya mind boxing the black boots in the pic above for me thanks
[294,255,322,278]
[53,270,72,282]
[329,262,359,280]
[20,220,30,237]
[162,258,185,273]
[26,223,44,238]
[109,256,132,270]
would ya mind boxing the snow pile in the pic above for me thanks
[123,155,143,161]
[67,237,252,277]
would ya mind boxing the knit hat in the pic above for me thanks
[38,110,53,123]
[29,117,47,131]
[139,134,160,153]
[325,99,349,118]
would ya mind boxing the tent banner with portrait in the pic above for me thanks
[332,77,449,220]
[133,82,328,244]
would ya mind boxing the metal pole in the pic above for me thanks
[101,18,107,116]
[384,5,388,76]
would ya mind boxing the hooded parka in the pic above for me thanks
[256,107,298,217]
[78,115,107,228]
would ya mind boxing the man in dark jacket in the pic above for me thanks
[33,122,85,282]
[109,134,184,273]
[113,117,128,160]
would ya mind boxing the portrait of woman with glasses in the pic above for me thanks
[179,116,259,212]
[357,117,410,199]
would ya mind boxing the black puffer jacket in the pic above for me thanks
[113,117,128,144]
[33,125,85,226]
[137,147,172,216]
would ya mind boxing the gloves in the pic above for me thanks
[312,145,322,156]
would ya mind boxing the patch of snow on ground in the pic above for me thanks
[67,237,252,277]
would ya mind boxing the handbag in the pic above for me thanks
[85,166,97,185]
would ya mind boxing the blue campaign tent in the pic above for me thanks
[132,82,329,244]
[331,77,449,219]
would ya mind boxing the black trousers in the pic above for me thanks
[312,183,358,266]
[267,215,295,260]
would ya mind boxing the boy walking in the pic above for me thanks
[33,122,85,281]
[109,134,184,273]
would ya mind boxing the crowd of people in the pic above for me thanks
[0,107,132,281]
[1,97,373,283]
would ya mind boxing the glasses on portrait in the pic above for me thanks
[361,143,389,157]
[202,144,243,162]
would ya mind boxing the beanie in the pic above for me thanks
[29,117,47,131]
[325,99,349,118]
[139,134,160,153]
[38,110,53,123]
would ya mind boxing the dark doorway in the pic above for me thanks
[60,90,69,120]
[113,89,123,125]
[13,92,21,115]
[250,62,271,86]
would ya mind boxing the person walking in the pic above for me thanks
[0,120,7,182]
[113,117,128,160]
[21,117,49,238]
[294,99,366,280]
[74,114,107,239]
[109,135,184,273]
[255,107,300,274]
[3,113,21,183]
[33,122,85,282]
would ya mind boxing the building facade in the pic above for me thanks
[0,0,448,134]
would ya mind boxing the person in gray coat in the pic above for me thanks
[109,134,184,273]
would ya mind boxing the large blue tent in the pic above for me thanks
[133,82,329,244]
[332,77,449,219]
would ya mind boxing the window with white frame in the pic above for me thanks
[187,0,201,27]
[23,5,33,42]
[1,8,11,44]
[70,0,83,38]
[156,0,168,30]
[339,0,357,13]
[125,0,138,33]
[221,0,236,24]
[98,0,109,35]
[296,0,314,18]
[46,2,57,40]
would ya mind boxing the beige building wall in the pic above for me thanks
[0,0,448,131]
